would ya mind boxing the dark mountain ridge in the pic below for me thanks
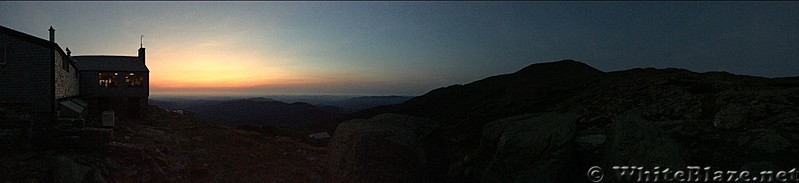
[331,96,412,112]
[186,98,346,129]
[150,95,411,130]
[342,59,799,182]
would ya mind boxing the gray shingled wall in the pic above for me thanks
[0,32,54,114]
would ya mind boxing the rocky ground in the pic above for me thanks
[1,105,329,182]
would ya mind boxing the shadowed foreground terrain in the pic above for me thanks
[1,105,328,182]
[106,106,328,182]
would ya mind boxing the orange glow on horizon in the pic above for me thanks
[145,35,327,90]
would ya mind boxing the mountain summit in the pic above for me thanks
[514,59,603,81]
[339,59,799,182]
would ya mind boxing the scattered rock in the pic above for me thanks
[775,111,799,124]
[107,142,144,151]
[81,127,113,149]
[1,159,15,169]
[713,103,749,129]
[0,128,26,151]
[192,136,205,141]
[746,130,792,153]
[653,120,685,127]
[576,134,607,152]
[190,148,208,156]
[170,163,185,172]
[104,158,121,170]
[53,156,90,183]
[124,169,138,177]
[84,168,107,183]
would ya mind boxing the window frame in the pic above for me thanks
[98,72,119,88]
[125,72,144,87]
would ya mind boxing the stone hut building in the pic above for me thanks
[1,24,149,123]
[0,25,82,120]
[72,49,149,119]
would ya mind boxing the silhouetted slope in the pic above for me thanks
[348,59,799,182]
[331,96,411,112]
[357,60,604,143]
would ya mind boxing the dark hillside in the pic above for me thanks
[342,59,799,182]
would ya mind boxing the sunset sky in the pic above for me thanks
[2,2,798,96]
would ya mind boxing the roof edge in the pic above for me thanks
[72,55,140,58]
[0,24,55,48]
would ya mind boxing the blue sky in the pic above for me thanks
[2,2,798,96]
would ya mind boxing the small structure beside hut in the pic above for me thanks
[307,132,331,144]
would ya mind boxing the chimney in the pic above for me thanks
[138,47,146,64]
[138,35,145,64]
[48,26,55,43]
[66,47,71,56]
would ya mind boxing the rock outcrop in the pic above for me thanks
[326,114,438,183]
[463,113,578,183]
[599,113,686,181]
[53,156,92,183]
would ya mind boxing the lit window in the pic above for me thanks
[99,72,118,88]
[126,72,144,87]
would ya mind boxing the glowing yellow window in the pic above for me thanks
[99,72,118,88]
[126,72,144,87]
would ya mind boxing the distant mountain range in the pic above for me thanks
[148,95,411,129]
[184,98,344,129]
[325,96,412,112]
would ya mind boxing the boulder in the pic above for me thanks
[576,134,607,153]
[468,112,578,183]
[326,113,438,183]
[601,113,686,182]
[84,168,107,183]
[745,129,792,153]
